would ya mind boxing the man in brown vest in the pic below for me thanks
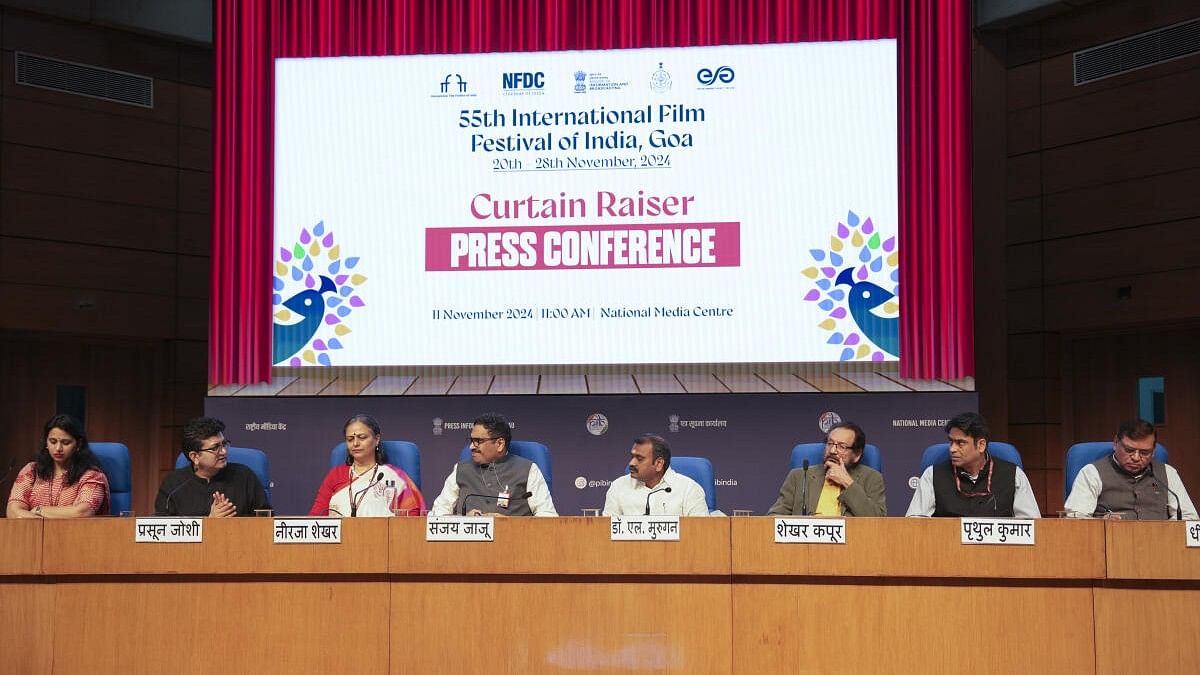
[1064,419,1197,520]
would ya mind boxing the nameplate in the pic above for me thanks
[273,518,342,544]
[426,516,494,541]
[610,516,680,541]
[1187,521,1200,548]
[774,518,847,544]
[134,518,203,543]
[961,518,1035,545]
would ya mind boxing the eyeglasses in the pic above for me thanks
[468,436,500,446]
[1117,441,1155,458]
[824,440,855,452]
[195,439,230,454]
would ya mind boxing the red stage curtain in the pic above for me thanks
[897,0,973,380]
[211,0,968,383]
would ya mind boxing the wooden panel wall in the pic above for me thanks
[1066,326,1200,501]
[975,0,1200,512]
[0,9,210,514]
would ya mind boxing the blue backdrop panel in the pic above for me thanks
[206,391,976,516]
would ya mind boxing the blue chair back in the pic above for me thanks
[458,440,552,493]
[1064,441,1168,498]
[670,456,717,513]
[331,440,422,489]
[790,443,883,473]
[175,446,271,502]
[920,441,1023,472]
[91,442,131,515]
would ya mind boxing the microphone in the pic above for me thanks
[160,480,191,516]
[350,471,385,517]
[799,460,811,516]
[460,491,533,515]
[1146,464,1183,521]
[644,486,672,515]
[1167,485,1184,521]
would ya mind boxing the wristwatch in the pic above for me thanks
[33,506,43,516]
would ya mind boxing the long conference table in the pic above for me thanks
[1,517,1196,674]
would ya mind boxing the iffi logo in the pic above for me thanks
[273,221,365,367]
[502,71,544,91]
[440,74,468,94]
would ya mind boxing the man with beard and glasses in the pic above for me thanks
[768,421,886,517]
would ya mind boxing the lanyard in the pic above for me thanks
[954,456,993,498]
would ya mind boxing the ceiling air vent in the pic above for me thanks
[1074,18,1200,85]
[15,51,153,108]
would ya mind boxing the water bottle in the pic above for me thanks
[382,480,398,515]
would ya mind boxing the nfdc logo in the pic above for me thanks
[502,71,544,90]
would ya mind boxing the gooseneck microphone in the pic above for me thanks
[799,460,811,516]
[350,471,385,517]
[160,479,192,516]
[1147,464,1184,521]
[1167,485,1184,520]
[460,491,533,515]
[644,486,672,515]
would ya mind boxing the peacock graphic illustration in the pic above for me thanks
[801,211,898,360]
[272,221,365,366]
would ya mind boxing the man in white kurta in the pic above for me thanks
[602,434,709,516]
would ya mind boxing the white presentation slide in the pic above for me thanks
[273,41,897,367]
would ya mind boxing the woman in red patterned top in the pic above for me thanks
[310,413,425,517]
[6,414,110,518]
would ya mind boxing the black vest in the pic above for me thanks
[453,453,535,516]
[1092,456,1170,520]
[932,456,1018,517]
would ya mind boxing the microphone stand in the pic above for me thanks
[799,460,810,516]
[350,471,384,517]
[644,486,672,515]
[460,492,534,515]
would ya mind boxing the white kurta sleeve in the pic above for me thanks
[1166,465,1199,520]
[904,466,936,517]
[526,463,558,516]
[681,481,709,516]
[429,464,460,516]
[1012,468,1042,518]
[602,480,622,516]
[1062,463,1102,517]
